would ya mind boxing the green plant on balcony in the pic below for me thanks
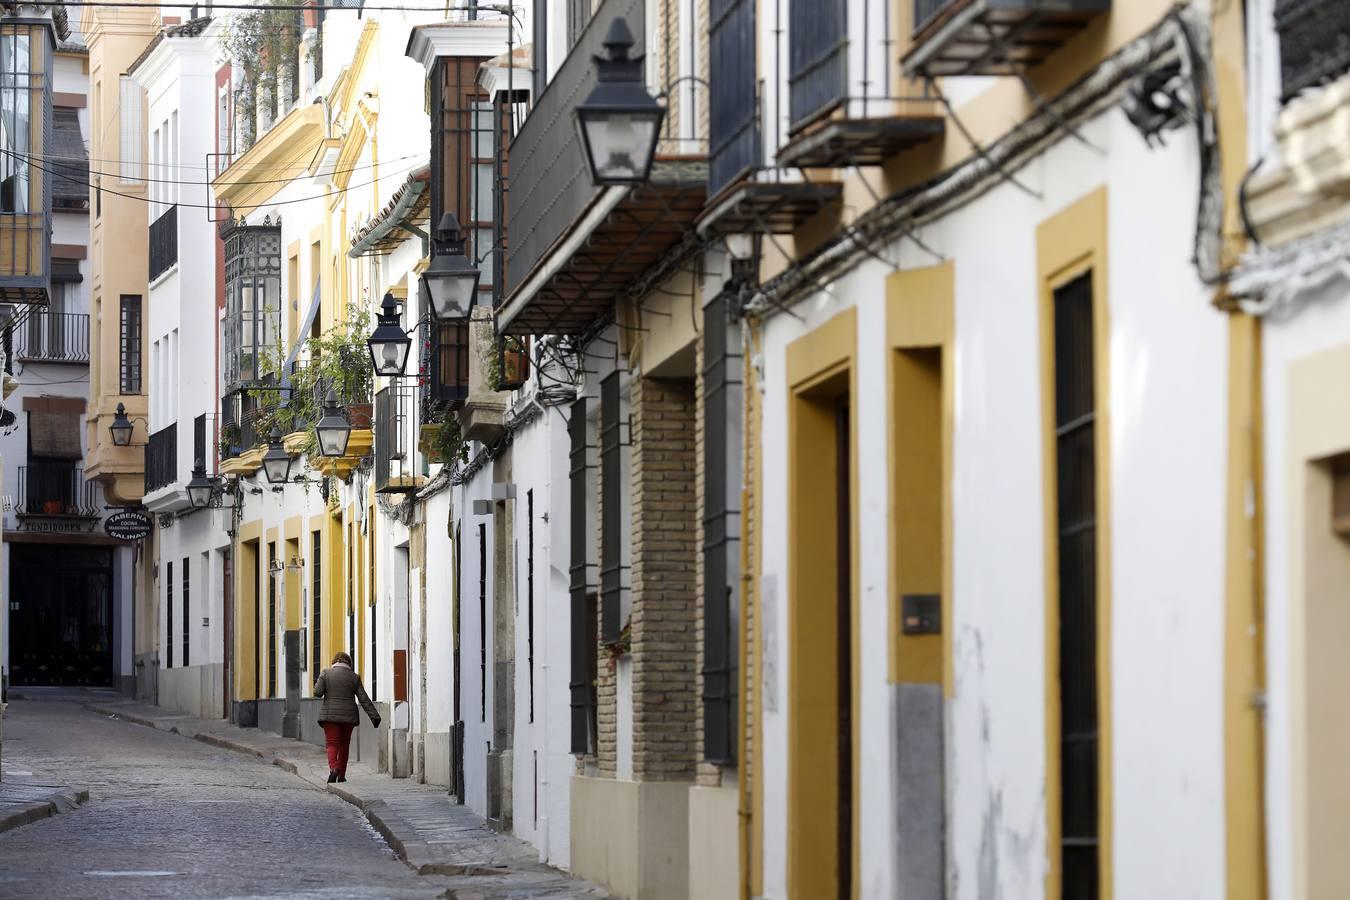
[218,422,243,460]
[218,0,303,149]
[420,410,468,465]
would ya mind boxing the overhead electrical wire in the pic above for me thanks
[59,1,518,14]
[9,147,423,188]
[0,146,420,210]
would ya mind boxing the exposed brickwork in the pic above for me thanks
[630,376,698,782]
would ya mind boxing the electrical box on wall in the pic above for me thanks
[901,594,941,635]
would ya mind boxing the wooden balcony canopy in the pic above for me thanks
[498,157,707,336]
[903,0,1110,77]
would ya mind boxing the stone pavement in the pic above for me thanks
[0,774,88,835]
[84,697,609,899]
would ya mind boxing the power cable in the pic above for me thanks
[9,147,422,188]
[0,146,419,209]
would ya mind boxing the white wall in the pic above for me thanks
[1257,276,1350,900]
[756,106,1229,899]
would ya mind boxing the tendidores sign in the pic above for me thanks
[104,510,152,542]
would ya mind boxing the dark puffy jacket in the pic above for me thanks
[314,665,381,726]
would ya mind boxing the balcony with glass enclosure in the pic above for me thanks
[0,14,61,305]
[220,215,282,393]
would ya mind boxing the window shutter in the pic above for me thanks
[29,411,81,458]
[709,0,759,195]
[599,374,623,645]
[787,0,847,131]
[119,76,143,184]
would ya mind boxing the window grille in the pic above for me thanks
[166,560,174,668]
[268,542,277,698]
[569,396,597,754]
[527,488,535,722]
[221,219,281,391]
[1052,271,1099,899]
[599,373,624,645]
[119,296,142,394]
[312,531,322,676]
[182,557,190,667]
[702,293,743,763]
[479,522,487,722]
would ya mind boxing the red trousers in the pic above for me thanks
[322,722,355,775]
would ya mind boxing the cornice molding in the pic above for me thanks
[404,21,510,74]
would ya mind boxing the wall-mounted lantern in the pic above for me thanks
[575,17,665,186]
[367,292,412,377]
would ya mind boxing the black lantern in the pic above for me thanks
[367,292,412,377]
[109,402,134,447]
[575,17,665,186]
[186,458,215,509]
[421,212,480,320]
[314,388,352,458]
[261,425,294,484]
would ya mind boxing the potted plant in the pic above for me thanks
[419,410,467,465]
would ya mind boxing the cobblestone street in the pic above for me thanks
[0,695,451,899]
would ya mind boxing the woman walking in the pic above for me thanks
[314,651,381,783]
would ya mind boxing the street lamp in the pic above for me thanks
[314,388,352,458]
[186,458,215,509]
[574,16,665,186]
[261,425,294,484]
[421,212,480,320]
[367,292,412,377]
[109,402,134,446]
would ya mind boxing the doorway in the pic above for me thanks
[9,544,114,686]
[788,365,856,899]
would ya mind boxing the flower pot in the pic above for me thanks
[347,403,373,430]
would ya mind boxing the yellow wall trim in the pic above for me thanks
[1037,186,1112,900]
[785,307,860,898]
[885,262,954,693]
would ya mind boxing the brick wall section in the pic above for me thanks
[631,376,699,781]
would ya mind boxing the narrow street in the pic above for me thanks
[0,694,448,899]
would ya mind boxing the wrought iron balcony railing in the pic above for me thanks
[1276,0,1350,102]
[145,423,177,493]
[16,463,100,517]
[149,204,178,282]
[17,311,89,363]
[375,381,416,493]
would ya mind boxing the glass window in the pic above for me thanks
[473,228,494,288]
[470,163,493,224]
[0,29,32,213]
[471,101,494,158]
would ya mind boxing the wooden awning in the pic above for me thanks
[499,158,707,336]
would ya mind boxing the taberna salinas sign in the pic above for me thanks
[104,510,153,542]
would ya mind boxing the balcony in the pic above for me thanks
[375,381,418,493]
[16,463,100,518]
[501,0,707,335]
[17,311,89,364]
[1276,0,1350,102]
[149,204,178,282]
[903,0,1110,77]
[145,423,177,493]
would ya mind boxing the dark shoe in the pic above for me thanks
[327,770,338,784]
[337,773,347,783]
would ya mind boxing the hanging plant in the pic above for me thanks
[604,619,632,671]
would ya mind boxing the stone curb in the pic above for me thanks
[0,786,90,835]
